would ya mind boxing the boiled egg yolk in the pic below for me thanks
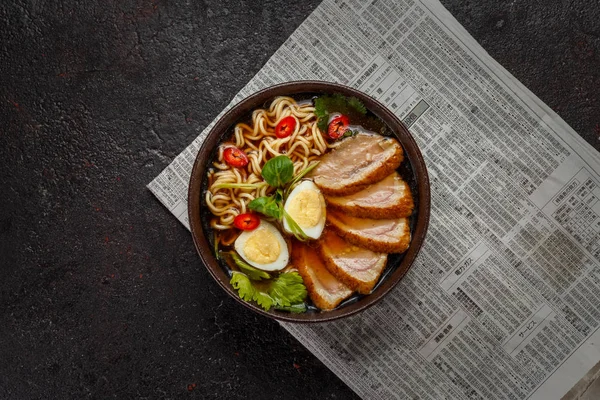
[286,189,322,227]
[234,220,289,271]
[283,180,326,240]
[243,228,280,264]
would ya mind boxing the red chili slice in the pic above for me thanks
[275,116,297,138]
[223,146,249,168]
[327,115,350,139]
[233,213,260,231]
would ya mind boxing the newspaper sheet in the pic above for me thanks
[148,0,600,398]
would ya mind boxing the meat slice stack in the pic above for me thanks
[298,133,413,304]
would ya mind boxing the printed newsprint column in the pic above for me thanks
[148,0,600,398]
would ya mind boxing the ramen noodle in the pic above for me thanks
[205,97,336,233]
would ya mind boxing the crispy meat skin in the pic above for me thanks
[317,230,387,294]
[311,133,403,196]
[291,240,353,310]
[325,172,414,219]
[326,210,411,253]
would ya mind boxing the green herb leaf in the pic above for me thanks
[229,271,308,313]
[268,272,307,306]
[231,272,273,309]
[254,291,274,310]
[347,96,367,115]
[248,195,282,219]
[229,252,271,281]
[283,209,308,241]
[230,272,257,302]
[285,162,320,198]
[275,188,284,203]
[314,97,330,132]
[291,162,319,187]
[343,129,359,138]
[261,155,294,188]
[274,303,307,313]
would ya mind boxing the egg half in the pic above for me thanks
[283,180,326,240]
[234,220,289,271]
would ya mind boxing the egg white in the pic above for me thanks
[283,180,326,240]
[234,220,289,271]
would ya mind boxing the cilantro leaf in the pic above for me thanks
[314,97,329,121]
[317,116,329,132]
[268,272,307,307]
[254,291,274,310]
[347,96,367,115]
[231,272,257,302]
[230,272,275,310]
[314,97,330,132]
[229,271,308,313]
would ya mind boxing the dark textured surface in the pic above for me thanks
[0,0,598,398]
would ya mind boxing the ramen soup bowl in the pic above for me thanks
[188,81,430,322]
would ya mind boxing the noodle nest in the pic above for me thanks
[206,96,336,232]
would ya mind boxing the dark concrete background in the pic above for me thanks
[0,0,598,398]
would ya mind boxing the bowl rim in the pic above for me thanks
[188,80,430,323]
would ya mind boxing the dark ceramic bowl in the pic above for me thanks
[188,81,430,323]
